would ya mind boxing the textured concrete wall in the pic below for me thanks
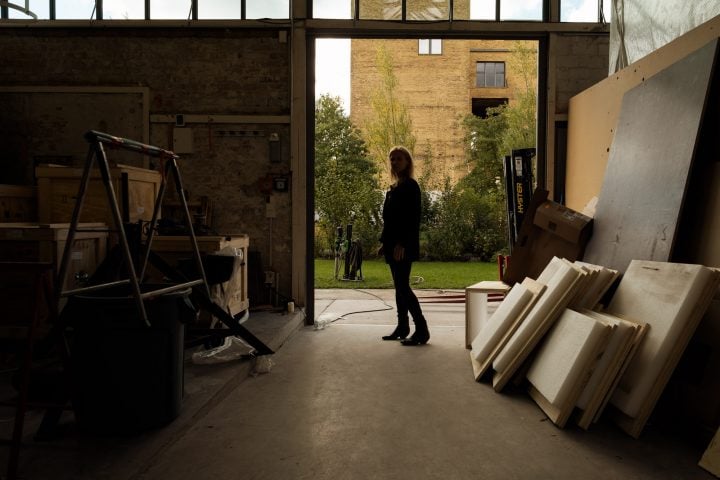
[0,28,293,301]
[552,34,610,113]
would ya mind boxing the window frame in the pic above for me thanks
[476,61,506,88]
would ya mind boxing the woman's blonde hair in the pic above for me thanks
[388,145,414,181]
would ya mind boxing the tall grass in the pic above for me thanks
[314,258,499,289]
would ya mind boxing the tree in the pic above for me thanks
[423,40,538,260]
[364,44,417,180]
[314,94,383,256]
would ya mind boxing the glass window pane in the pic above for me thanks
[104,0,145,19]
[56,0,96,19]
[602,0,611,23]
[407,0,449,20]
[486,62,496,86]
[500,0,542,20]
[469,0,495,20]
[8,0,49,19]
[246,0,288,19]
[199,0,240,19]
[431,38,442,54]
[419,39,430,55]
[476,62,485,86]
[561,0,598,22]
[359,0,401,20]
[151,0,191,19]
[313,0,352,19]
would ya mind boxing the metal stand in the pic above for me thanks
[56,131,203,322]
[56,130,272,355]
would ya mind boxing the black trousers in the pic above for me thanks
[389,259,425,327]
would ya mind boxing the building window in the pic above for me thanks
[419,39,442,55]
[476,62,505,87]
[472,98,508,118]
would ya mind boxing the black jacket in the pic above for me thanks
[380,178,421,263]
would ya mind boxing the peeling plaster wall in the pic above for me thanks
[0,28,293,302]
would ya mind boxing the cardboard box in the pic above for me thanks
[503,189,593,285]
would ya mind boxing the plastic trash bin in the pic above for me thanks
[65,284,195,434]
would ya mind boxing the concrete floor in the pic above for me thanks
[2,289,715,479]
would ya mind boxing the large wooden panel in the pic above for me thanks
[566,15,720,212]
[582,39,719,274]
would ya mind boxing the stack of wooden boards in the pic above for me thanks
[468,256,720,438]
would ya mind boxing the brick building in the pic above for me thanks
[351,37,536,183]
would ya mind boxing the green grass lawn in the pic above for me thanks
[314,258,499,289]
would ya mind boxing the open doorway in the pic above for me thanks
[312,37,540,296]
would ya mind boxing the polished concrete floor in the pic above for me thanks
[2,289,715,479]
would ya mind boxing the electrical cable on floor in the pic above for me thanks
[314,288,396,330]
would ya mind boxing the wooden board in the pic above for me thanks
[582,39,720,274]
[566,15,720,212]
[608,261,720,437]
[469,278,545,381]
[492,257,584,392]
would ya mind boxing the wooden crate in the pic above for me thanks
[0,184,37,222]
[0,223,108,292]
[151,235,249,318]
[35,164,161,225]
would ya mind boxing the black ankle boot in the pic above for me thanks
[401,323,429,346]
[382,325,410,341]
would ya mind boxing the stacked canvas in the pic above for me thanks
[525,307,647,429]
[606,260,720,437]
[466,257,614,389]
[574,311,647,429]
[469,278,545,381]
[466,257,719,437]
[526,309,613,428]
[491,257,586,391]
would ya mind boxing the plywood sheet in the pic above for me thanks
[566,16,720,212]
[582,39,719,274]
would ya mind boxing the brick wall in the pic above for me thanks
[0,27,293,302]
[552,34,610,113]
[351,38,533,183]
